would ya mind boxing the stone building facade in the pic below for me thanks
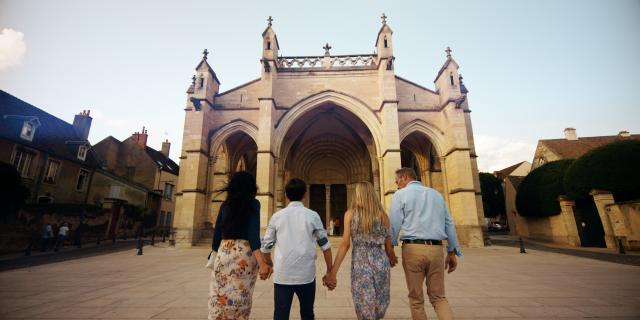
[174,16,485,247]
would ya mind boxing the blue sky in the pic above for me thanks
[1,0,638,172]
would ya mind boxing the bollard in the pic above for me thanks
[137,238,143,255]
[618,237,626,255]
[24,240,32,256]
[151,231,155,246]
[519,237,526,254]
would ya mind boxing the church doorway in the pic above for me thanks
[279,103,378,222]
[400,132,445,194]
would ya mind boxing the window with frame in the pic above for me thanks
[44,159,61,183]
[12,149,34,177]
[159,211,165,226]
[76,169,89,191]
[20,121,36,141]
[77,145,88,161]
[163,183,174,201]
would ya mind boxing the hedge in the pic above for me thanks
[564,139,640,201]
[516,159,574,217]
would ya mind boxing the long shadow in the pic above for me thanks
[491,238,640,267]
[0,241,140,272]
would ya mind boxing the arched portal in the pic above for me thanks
[400,131,445,196]
[207,131,257,227]
[278,103,378,227]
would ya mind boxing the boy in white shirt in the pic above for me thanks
[260,178,333,320]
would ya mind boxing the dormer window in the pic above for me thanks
[20,118,40,141]
[77,145,88,161]
[384,36,388,48]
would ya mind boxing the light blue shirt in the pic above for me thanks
[261,201,331,285]
[390,181,462,256]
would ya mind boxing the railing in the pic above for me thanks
[276,54,377,70]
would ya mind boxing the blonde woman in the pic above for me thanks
[323,182,398,320]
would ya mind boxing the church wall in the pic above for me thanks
[216,79,262,109]
[272,71,381,110]
[395,78,441,109]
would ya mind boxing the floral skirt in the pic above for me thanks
[208,239,258,320]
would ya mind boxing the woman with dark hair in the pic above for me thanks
[208,171,270,320]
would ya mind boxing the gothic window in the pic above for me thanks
[77,145,88,161]
[76,169,89,191]
[43,159,61,183]
[199,77,204,89]
[12,149,34,177]
[267,41,271,50]
[384,36,388,48]
[449,73,455,86]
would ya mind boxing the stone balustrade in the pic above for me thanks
[276,54,378,70]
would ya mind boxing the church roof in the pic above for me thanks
[540,134,640,159]
[0,90,99,167]
[374,24,393,47]
[494,161,529,179]
[434,57,458,83]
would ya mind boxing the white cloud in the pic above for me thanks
[475,135,536,173]
[0,28,27,71]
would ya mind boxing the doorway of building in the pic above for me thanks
[330,184,347,235]
[573,198,606,247]
[309,184,327,226]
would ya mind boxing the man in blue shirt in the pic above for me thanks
[390,167,461,320]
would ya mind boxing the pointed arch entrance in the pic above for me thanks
[277,103,379,227]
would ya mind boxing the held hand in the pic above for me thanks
[259,264,272,280]
[445,252,457,274]
[388,252,398,267]
[322,273,337,290]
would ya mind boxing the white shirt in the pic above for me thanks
[261,201,331,285]
[58,226,69,236]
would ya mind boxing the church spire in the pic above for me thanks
[375,13,394,66]
[262,15,279,62]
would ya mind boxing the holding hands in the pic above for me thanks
[322,272,337,290]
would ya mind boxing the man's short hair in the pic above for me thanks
[285,178,306,201]
[395,167,417,180]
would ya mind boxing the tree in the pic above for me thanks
[0,162,30,222]
[516,159,574,218]
[479,172,505,218]
[564,139,640,201]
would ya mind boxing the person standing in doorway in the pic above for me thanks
[390,168,462,320]
[334,217,341,236]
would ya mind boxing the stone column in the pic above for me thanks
[590,189,617,249]
[256,98,277,227]
[558,196,581,247]
[444,149,484,248]
[325,184,331,228]
[379,101,402,211]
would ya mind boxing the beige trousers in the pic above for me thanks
[401,244,454,320]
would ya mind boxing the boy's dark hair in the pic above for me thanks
[285,178,306,201]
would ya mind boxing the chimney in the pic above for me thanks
[564,127,577,141]
[131,126,148,148]
[72,110,92,140]
[618,130,630,137]
[161,139,171,157]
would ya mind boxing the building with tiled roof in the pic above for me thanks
[0,90,98,205]
[92,128,179,228]
[492,161,531,236]
[532,128,639,169]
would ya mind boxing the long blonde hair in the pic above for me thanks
[349,181,387,235]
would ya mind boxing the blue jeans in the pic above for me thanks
[274,279,315,320]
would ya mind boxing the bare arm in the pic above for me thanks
[328,211,352,286]
[382,214,398,267]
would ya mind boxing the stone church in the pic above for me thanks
[174,15,485,247]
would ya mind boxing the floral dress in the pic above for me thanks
[208,239,258,320]
[350,216,391,320]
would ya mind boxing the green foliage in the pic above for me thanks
[516,159,574,217]
[564,139,640,201]
[0,162,30,220]
[479,172,505,218]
